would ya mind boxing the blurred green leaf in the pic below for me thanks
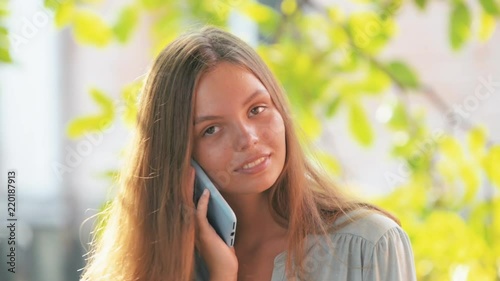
[151,8,182,57]
[0,47,11,62]
[202,0,233,21]
[84,0,104,3]
[326,95,342,117]
[140,0,164,10]
[479,0,500,15]
[388,101,409,130]
[67,88,115,138]
[73,9,112,47]
[327,6,345,23]
[414,0,427,10]
[484,145,500,188]
[315,151,342,175]
[281,0,297,16]
[492,199,500,256]
[96,169,120,182]
[0,25,11,62]
[348,99,374,146]
[121,80,142,126]
[363,64,391,93]
[0,27,8,49]
[45,0,66,11]
[0,1,8,16]
[470,199,500,259]
[298,111,322,140]
[467,127,487,161]
[55,1,75,28]
[469,201,490,241]
[440,136,464,163]
[479,12,496,42]
[411,210,491,277]
[247,1,281,35]
[338,83,363,97]
[386,60,420,89]
[0,0,7,62]
[238,2,277,24]
[449,1,471,50]
[113,5,139,43]
[437,155,457,184]
[329,25,349,46]
[347,12,395,55]
[460,162,480,203]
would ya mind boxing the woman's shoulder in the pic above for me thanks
[297,210,416,281]
[329,209,402,246]
[271,210,416,281]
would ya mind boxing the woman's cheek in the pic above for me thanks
[211,168,233,190]
[206,140,234,187]
[263,112,285,145]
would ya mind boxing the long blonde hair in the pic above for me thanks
[80,26,398,281]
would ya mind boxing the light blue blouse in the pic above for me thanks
[195,211,417,280]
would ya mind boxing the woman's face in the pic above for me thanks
[192,62,286,196]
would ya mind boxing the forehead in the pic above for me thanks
[193,62,268,111]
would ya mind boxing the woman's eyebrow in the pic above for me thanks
[194,89,268,125]
[194,115,222,125]
[242,89,267,107]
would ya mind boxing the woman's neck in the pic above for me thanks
[223,191,287,250]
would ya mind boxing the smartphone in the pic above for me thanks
[191,159,237,247]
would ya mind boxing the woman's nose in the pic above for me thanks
[234,123,259,151]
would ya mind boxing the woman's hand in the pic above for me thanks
[192,169,238,281]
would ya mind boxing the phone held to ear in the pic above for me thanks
[191,159,237,247]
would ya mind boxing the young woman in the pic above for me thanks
[80,26,416,281]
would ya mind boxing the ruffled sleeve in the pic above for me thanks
[362,226,417,281]
[277,212,417,281]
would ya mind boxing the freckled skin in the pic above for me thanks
[192,62,286,195]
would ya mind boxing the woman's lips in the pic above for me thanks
[235,154,271,174]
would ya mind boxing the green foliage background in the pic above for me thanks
[3,0,499,279]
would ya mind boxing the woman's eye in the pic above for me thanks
[250,106,266,116]
[203,126,219,136]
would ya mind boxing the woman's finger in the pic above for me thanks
[195,189,211,232]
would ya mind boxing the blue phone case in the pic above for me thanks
[191,159,237,246]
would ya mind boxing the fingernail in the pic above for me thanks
[202,189,208,196]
